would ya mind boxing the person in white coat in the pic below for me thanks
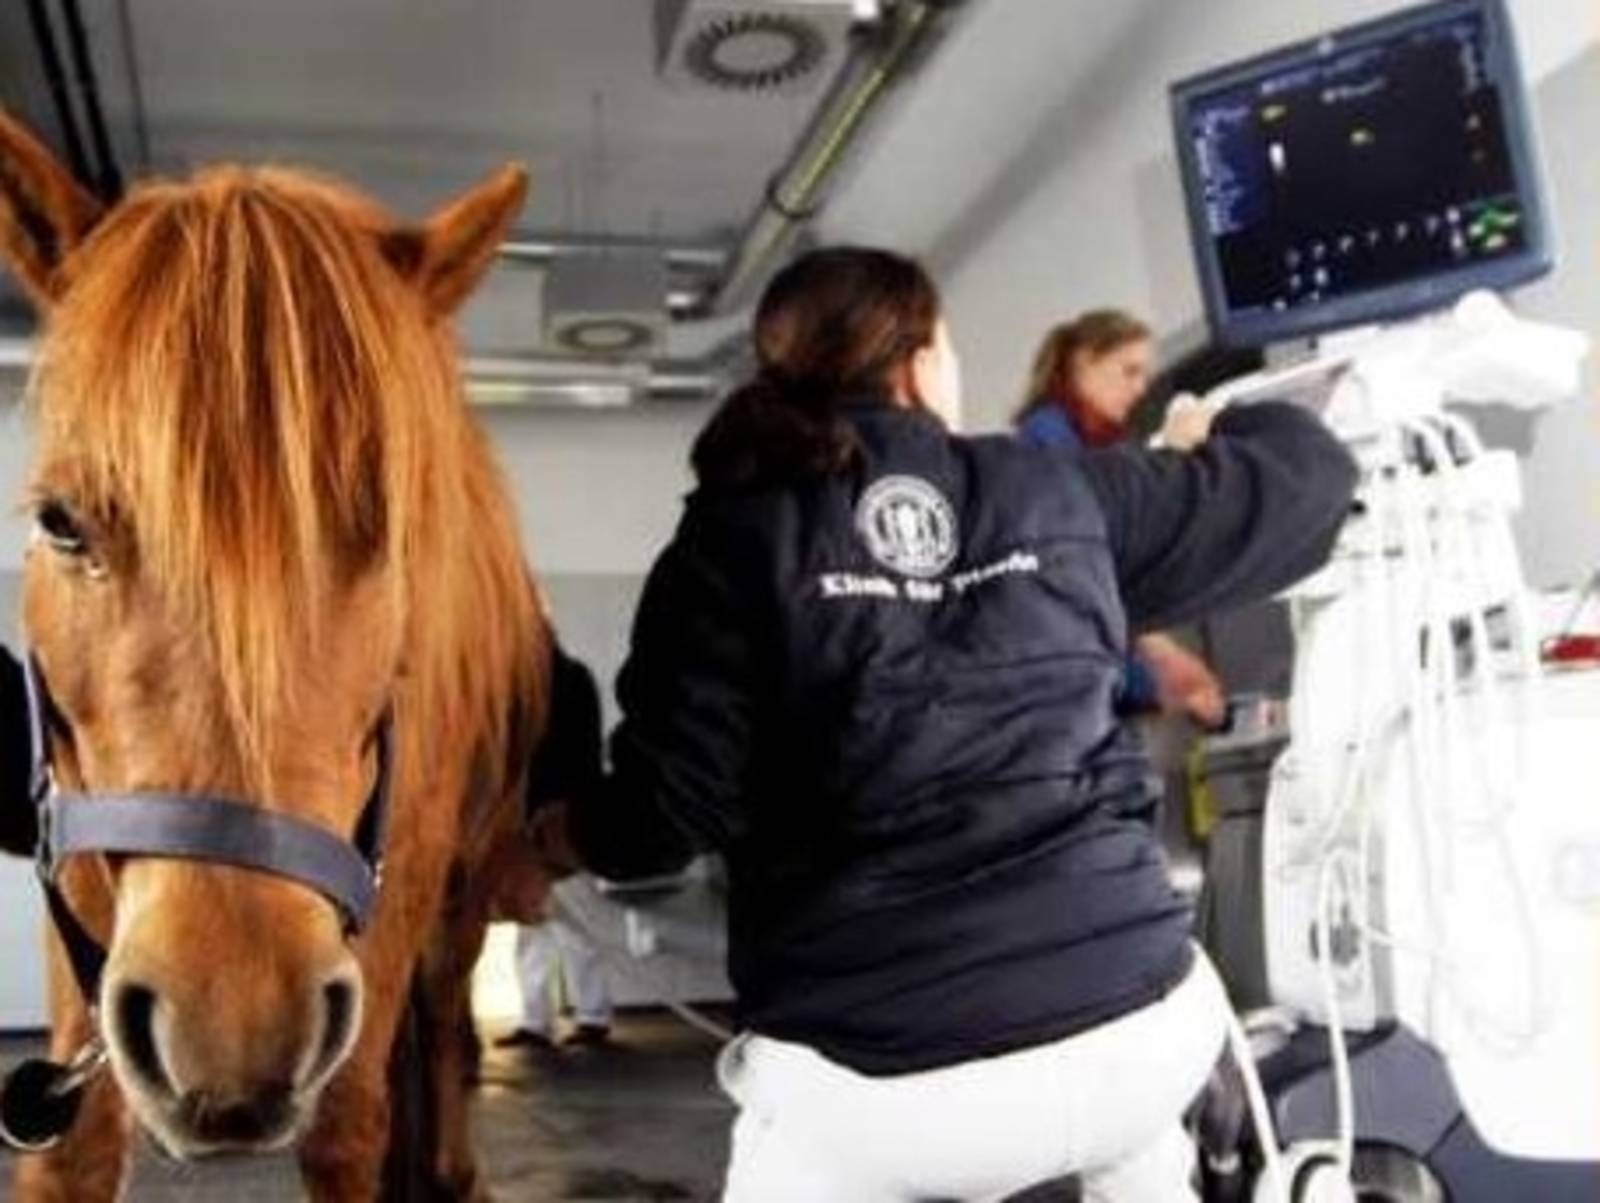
[501,897,614,1048]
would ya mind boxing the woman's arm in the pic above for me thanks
[567,504,759,881]
[1081,401,1358,630]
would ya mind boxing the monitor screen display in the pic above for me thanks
[1171,0,1552,347]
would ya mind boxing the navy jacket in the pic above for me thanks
[573,398,1356,1074]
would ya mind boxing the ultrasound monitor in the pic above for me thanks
[1171,0,1553,347]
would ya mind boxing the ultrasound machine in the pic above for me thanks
[1169,2,1599,1200]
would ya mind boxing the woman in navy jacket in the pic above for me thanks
[566,247,1356,1201]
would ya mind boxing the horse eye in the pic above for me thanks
[35,500,89,556]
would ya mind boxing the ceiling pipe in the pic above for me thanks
[10,1,958,364]
[0,338,730,407]
[466,342,739,405]
[498,232,728,276]
[24,0,94,188]
[485,1,965,328]
[466,370,718,408]
[701,0,960,317]
[59,0,123,199]
[0,339,33,372]
[665,287,706,318]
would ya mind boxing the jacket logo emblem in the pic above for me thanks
[854,475,958,579]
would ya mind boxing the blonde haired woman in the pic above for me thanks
[1018,311,1226,726]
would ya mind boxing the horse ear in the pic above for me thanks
[0,110,103,308]
[382,163,527,317]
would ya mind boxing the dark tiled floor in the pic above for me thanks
[0,1012,732,1201]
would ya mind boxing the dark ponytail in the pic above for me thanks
[692,247,942,490]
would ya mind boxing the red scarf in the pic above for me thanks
[1056,394,1127,449]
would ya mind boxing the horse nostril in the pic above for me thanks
[178,1086,294,1146]
[311,974,361,1084]
[109,982,172,1097]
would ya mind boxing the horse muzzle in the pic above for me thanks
[102,950,363,1158]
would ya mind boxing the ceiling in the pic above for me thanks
[0,0,1172,381]
[0,0,868,364]
[0,0,838,239]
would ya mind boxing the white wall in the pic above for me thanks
[0,568,47,1029]
[480,403,709,708]
[1513,46,1600,586]
[481,404,704,578]
[0,855,47,1028]
[0,399,36,581]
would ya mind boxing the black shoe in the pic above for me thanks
[562,1023,613,1048]
[494,1027,555,1050]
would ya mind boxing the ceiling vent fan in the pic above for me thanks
[656,1,870,95]
[542,250,669,360]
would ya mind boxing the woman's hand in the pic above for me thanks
[1135,633,1226,728]
[1156,393,1221,453]
[528,801,583,876]
[482,803,585,924]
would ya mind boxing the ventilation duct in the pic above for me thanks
[542,250,669,359]
[702,0,955,315]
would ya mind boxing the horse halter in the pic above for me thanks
[0,653,395,1151]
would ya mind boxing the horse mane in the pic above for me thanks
[28,164,543,793]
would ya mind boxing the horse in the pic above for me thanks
[0,111,556,1200]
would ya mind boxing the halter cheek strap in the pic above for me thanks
[24,655,394,1004]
